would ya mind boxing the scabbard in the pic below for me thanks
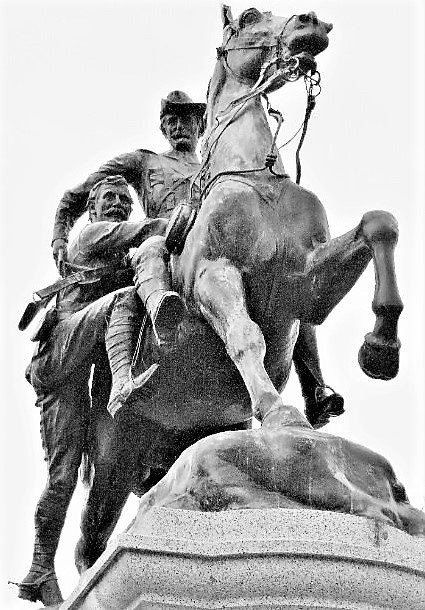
[18,296,52,331]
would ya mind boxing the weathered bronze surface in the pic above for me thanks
[17,6,418,609]
[133,410,425,537]
[70,4,406,575]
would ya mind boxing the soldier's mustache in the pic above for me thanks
[105,206,128,218]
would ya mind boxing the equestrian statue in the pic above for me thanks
[15,6,420,609]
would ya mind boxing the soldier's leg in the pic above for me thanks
[18,372,90,605]
[131,235,185,347]
[30,288,134,389]
[293,323,344,429]
[105,290,158,418]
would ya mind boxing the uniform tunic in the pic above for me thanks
[53,149,200,242]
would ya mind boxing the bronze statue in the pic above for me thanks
[17,6,408,607]
[44,4,403,600]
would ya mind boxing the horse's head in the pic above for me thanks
[219,5,332,90]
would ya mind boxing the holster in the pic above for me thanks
[30,307,58,342]
[165,202,197,255]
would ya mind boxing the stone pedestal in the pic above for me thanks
[60,507,425,609]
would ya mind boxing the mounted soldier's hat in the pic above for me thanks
[160,90,206,120]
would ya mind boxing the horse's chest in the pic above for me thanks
[276,205,327,272]
[274,225,313,273]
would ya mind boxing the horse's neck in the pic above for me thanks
[204,63,284,174]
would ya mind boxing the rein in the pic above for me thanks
[294,72,321,184]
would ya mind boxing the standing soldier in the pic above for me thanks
[17,176,168,605]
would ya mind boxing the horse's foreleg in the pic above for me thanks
[357,211,403,379]
[195,257,310,428]
[305,210,403,380]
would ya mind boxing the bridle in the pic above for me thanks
[191,15,321,200]
[216,14,298,85]
[216,13,300,91]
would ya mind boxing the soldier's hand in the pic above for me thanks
[52,238,67,276]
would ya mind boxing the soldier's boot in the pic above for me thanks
[15,571,63,607]
[293,323,345,429]
[106,293,158,419]
[133,236,185,352]
[14,501,65,605]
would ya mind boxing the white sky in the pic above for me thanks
[1,0,424,607]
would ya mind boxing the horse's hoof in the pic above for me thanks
[305,387,345,429]
[15,571,63,606]
[358,332,401,380]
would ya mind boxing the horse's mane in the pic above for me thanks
[204,60,227,137]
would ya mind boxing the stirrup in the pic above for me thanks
[108,364,159,419]
[131,363,159,390]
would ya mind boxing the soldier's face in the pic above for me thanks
[162,113,199,152]
[93,184,132,222]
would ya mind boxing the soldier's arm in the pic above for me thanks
[52,150,144,253]
[77,218,168,258]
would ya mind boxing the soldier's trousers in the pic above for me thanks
[31,376,91,573]
[26,287,137,575]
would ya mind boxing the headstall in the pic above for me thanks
[191,16,321,200]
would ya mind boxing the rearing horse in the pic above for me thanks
[176,5,402,426]
[75,4,402,581]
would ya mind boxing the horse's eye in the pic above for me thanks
[239,9,262,28]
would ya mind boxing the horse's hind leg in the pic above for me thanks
[195,257,310,428]
[76,455,132,573]
[305,210,403,380]
[76,426,154,573]
[75,361,134,573]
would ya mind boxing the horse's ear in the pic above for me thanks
[221,4,233,28]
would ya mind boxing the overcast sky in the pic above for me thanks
[1,0,424,607]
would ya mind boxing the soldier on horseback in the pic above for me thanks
[50,89,343,426]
